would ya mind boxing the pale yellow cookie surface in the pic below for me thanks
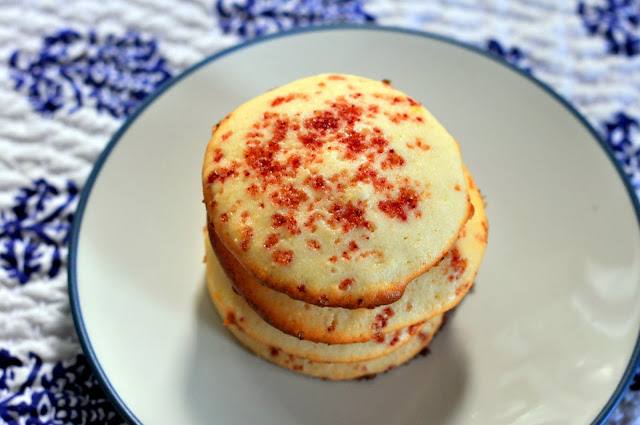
[205,232,427,363]
[208,168,487,344]
[202,74,470,308]
[224,312,444,380]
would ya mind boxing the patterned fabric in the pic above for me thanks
[9,30,173,118]
[578,0,640,56]
[1,179,77,285]
[1,351,121,425]
[216,0,375,37]
[0,0,639,424]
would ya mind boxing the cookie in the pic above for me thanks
[202,74,471,308]
[205,231,427,363]
[208,167,487,344]
[223,311,444,380]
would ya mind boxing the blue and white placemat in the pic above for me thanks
[1,1,639,424]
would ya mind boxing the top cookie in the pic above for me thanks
[202,74,471,308]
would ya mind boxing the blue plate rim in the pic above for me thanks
[67,24,640,425]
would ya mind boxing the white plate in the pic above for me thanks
[69,27,640,425]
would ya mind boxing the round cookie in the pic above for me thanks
[208,167,487,344]
[223,311,444,380]
[205,231,428,363]
[202,74,471,309]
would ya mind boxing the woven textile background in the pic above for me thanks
[1,1,639,424]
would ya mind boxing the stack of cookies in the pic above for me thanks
[201,74,488,380]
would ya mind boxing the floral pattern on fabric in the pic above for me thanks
[0,350,124,425]
[0,179,78,285]
[578,0,640,56]
[9,29,173,118]
[215,0,375,38]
